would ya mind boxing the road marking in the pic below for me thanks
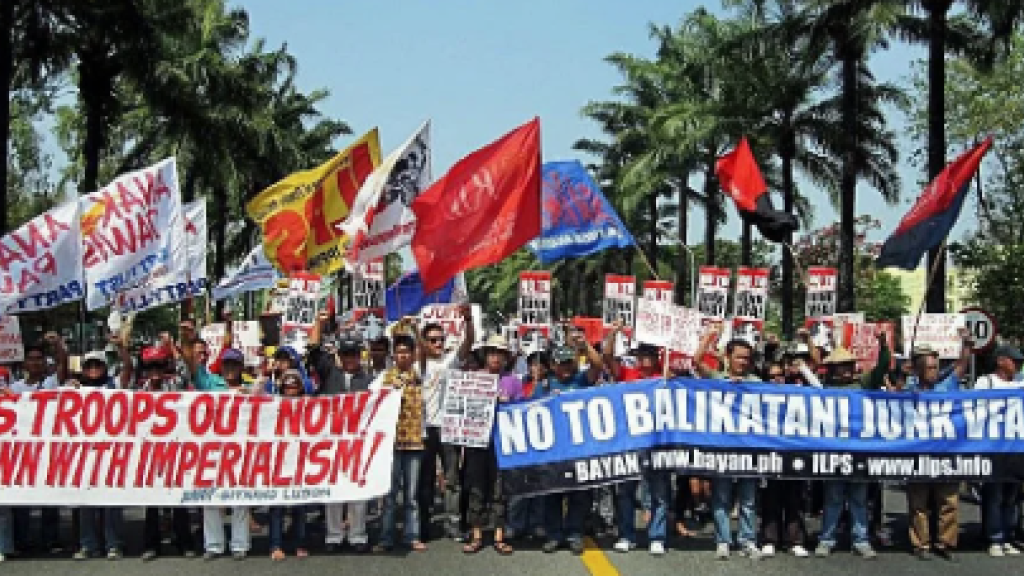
[579,537,620,576]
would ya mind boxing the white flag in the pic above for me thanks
[339,121,431,266]
[213,244,281,301]
[184,200,208,292]
[1,199,84,314]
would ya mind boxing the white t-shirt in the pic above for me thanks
[10,374,61,393]
[975,373,1024,389]
[417,350,459,428]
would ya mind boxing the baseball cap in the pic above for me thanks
[221,348,245,363]
[552,346,576,364]
[336,334,363,354]
[634,344,660,358]
[141,346,171,365]
[82,351,107,366]
[911,344,939,358]
[994,345,1024,362]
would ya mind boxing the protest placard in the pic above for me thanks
[0,317,24,363]
[518,271,552,337]
[1,199,83,314]
[0,388,401,506]
[642,280,674,303]
[282,272,322,353]
[733,267,769,320]
[635,296,672,349]
[418,304,484,349]
[441,370,499,448]
[201,321,262,367]
[844,321,895,371]
[805,266,838,318]
[603,275,635,332]
[668,306,703,356]
[902,313,966,359]
[697,267,730,320]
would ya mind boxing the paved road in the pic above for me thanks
[0,487,1014,576]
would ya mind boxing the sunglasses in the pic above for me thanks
[427,337,445,344]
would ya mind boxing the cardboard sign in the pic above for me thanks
[201,321,262,367]
[806,267,838,318]
[518,271,552,337]
[733,267,769,320]
[731,318,764,348]
[642,280,674,303]
[697,267,730,320]
[440,370,499,448]
[843,321,895,372]
[0,317,24,363]
[418,304,484,349]
[282,272,322,354]
[603,275,635,334]
[902,313,966,359]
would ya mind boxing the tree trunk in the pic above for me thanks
[703,161,717,265]
[925,3,951,313]
[213,185,227,318]
[837,51,859,314]
[675,181,689,305]
[740,221,752,266]
[780,130,796,338]
[647,188,658,279]
[0,0,14,235]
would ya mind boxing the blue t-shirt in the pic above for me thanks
[907,372,959,393]
[534,370,591,399]
[194,366,228,391]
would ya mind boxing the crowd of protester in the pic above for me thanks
[1,305,1023,564]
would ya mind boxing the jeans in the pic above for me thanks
[0,508,12,554]
[202,507,250,553]
[420,428,460,538]
[507,496,545,536]
[382,450,423,546]
[615,481,639,542]
[325,502,368,545]
[984,482,1020,544]
[712,478,757,546]
[269,507,307,552]
[79,508,124,553]
[820,481,869,546]
[760,480,808,547]
[544,490,592,543]
[645,471,671,543]
[13,507,60,548]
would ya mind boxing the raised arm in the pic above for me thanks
[601,320,623,368]
[180,319,198,376]
[866,331,891,390]
[44,331,69,385]
[111,335,133,389]
[457,304,475,362]
[693,322,722,379]
[951,328,974,381]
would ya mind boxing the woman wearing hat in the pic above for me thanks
[461,335,523,555]
[268,370,311,561]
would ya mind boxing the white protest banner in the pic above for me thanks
[82,158,187,311]
[843,321,895,372]
[184,200,208,294]
[200,321,262,367]
[602,275,635,333]
[518,271,552,337]
[805,266,838,318]
[1,199,83,314]
[697,267,730,320]
[213,245,281,301]
[733,267,769,320]
[635,296,672,349]
[0,317,24,363]
[340,121,431,266]
[902,313,966,359]
[668,306,703,356]
[0,388,401,506]
[282,272,322,354]
[419,304,484,349]
[440,370,499,448]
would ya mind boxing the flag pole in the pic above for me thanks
[907,241,948,356]
[635,246,661,282]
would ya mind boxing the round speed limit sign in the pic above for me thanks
[960,307,998,353]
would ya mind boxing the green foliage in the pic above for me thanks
[952,240,1024,343]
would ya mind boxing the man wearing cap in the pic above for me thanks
[905,330,973,561]
[693,324,765,560]
[975,345,1024,557]
[310,311,374,552]
[814,332,890,560]
[540,329,604,555]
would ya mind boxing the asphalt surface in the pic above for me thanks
[0,486,1020,576]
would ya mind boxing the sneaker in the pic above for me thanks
[182,549,197,559]
[0,553,5,562]
[815,542,832,557]
[740,543,762,560]
[761,544,776,557]
[990,544,1006,558]
[542,540,561,554]
[232,551,246,561]
[569,539,585,555]
[203,551,219,561]
[1005,543,1021,556]
[141,550,158,562]
[649,542,665,556]
[47,543,64,555]
[791,545,809,558]
[106,548,123,561]
[324,543,340,554]
[716,543,730,560]
[613,539,634,553]
[853,543,877,559]
[73,549,95,561]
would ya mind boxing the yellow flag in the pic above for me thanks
[247,129,381,275]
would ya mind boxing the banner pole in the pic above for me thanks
[907,242,948,356]
[635,246,661,282]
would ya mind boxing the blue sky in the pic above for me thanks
[237,1,956,247]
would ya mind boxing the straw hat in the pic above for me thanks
[479,334,510,353]
[823,346,857,365]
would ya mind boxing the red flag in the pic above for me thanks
[716,137,767,213]
[412,118,541,292]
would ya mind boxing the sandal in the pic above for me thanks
[675,522,696,538]
[411,541,428,552]
[271,549,285,561]
[296,548,309,558]
[493,541,514,555]
[462,540,484,554]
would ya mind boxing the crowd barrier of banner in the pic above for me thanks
[0,389,401,506]
[496,379,1024,496]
